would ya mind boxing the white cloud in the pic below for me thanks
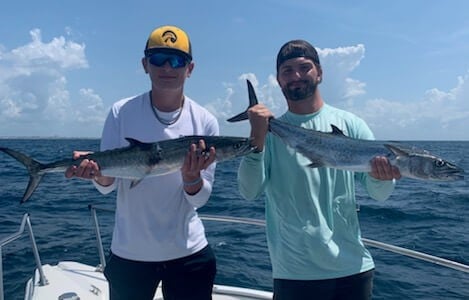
[319,44,367,103]
[74,88,106,123]
[1,31,467,140]
[208,73,286,136]
[209,44,468,140]
[9,29,88,69]
[205,85,235,120]
[353,71,469,140]
[212,44,368,136]
[0,29,106,137]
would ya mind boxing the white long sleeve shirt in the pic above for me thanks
[94,92,219,262]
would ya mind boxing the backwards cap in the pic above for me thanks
[144,25,192,60]
[276,40,320,71]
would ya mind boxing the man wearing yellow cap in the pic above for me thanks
[66,25,218,299]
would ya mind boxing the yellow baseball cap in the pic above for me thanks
[144,25,192,60]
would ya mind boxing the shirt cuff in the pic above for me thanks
[184,178,212,208]
[93,178,117,195]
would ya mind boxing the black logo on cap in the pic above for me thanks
[162,30,177,43]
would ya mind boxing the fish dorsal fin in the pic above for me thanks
[125,137,146,146]
[307,161,326,168]
[330,125,346,136]
[124,138,154,150]
[384,143,410,157]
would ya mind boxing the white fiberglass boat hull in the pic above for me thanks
[24,261,272,300]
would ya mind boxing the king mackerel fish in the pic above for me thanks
[228,80,465,182]
[0,135,255,203]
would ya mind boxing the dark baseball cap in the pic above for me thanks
[276,40,320,71]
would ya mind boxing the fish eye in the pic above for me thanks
[434,159,445,167]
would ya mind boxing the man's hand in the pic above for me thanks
[247,104,273,152]
[65,151,114,186]
[181,139,216,195]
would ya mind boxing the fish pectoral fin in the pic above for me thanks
[130,179,144,189]
[129,168,155,188]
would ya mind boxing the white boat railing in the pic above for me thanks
[88,205,469,274]
[0,205,468,300]
[197,214,469,274]
[0,213,47,300]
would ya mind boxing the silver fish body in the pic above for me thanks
[268,119,464,181]
[228,79,465,182]
[0,135,255,203]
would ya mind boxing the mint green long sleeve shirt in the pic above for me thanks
[238,104,395,280]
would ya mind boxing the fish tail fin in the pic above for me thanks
[0,147,45,203]
[227,79,259,122]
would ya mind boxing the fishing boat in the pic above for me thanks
[1,205,468,300]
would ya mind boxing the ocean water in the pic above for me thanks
[0,139,468,300]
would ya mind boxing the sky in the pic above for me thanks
[0,1,468,140]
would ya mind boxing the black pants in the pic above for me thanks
[273,269,374,300]
[104,245,217,300]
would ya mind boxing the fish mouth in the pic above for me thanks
[435,168,465,181]
[450,170,465,181]
[444,174,465,181]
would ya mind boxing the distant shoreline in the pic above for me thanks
[1,137,467,142]
[0,136,99,140]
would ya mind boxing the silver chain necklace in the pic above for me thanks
[149,91,184,126]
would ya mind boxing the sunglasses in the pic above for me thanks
[147,53,188,68]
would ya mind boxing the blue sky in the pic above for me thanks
[0,1,468,140]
